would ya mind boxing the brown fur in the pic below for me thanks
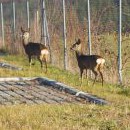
[21,27,49,73]
[70,39,105,86]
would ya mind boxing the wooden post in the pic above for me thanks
[63,0,67,70]
[12,0,16,42]
[41,0,47,45]
[118,0,122,84]
[27,0,30,29]
[87,0,92,78]
[87,0,91,55]
[1,3,5,48]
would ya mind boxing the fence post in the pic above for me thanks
[1,3,5,48]
[12,0,16,42]
[63,0,67,70]
[87,0,92,78]
[118,0,123,85]
[40,0,52,62]
[45,12,52,63]
[26,0,30,29]
[87,0,91,55]
[41,0,47,45]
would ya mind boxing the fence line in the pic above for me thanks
[0,0,129,86]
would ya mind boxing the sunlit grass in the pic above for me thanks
[0,55,130,129]
[0,104,130,130]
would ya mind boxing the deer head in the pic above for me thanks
[21,27,30,44]
[70,38,82,54]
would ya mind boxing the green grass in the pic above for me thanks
[0,55,130,130]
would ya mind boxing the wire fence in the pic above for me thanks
[0,0,130,86]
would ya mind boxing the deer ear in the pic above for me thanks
[21,27,25,33]
[28,28,30,32]
[77,39,81,44]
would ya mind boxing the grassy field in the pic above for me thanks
[0,55,130,130]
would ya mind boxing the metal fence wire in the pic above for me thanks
[0,0,130,87]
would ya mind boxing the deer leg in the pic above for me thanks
[80,69,83,80]
[44,57,47,73]
[92,70,98,86]
[40,55,47,73]
[39,59,43,68]
[97,64,104,86]
[85,69,88,79]
[37,56,43,68]
[28,56,32,68]
[99,71,103,86]
[80,68,83,86]
[85,69,89,85]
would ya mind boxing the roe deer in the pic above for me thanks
[21,27,49,73]
[70,39,105,86]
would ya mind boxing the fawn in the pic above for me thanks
[21,27,49,73]
[70,38,105,86]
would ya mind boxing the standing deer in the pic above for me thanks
[21,27,49,73]
[70,39,105,86]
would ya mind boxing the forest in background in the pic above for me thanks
[1,0,130,34]
[0,0,130,85]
